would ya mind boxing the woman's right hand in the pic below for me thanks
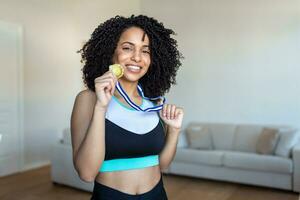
[94,71,117,110]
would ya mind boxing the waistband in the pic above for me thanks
[93,175,164,199]
[99,155,159,172]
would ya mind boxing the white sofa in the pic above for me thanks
[51,129,94,192]
[167,122,300,192]
[51,123,300,193]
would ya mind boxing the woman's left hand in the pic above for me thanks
[159,104,184,130]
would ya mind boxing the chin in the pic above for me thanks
[120,76,140,83]
[122,73,145,82]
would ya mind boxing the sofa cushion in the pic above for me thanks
[174,148,223,166]
[208,124,236,150]
[234,125,263,153]
[256,128,280,155]
[275,128,299,157]
[223,151,292,174]
[186,125,213,150]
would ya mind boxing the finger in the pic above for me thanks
[94,78,112,85]
[96,81,112,93]
[95,71,116,83]
[95,80,113,89]
[105,71,118,83]
[174,108,180,118]
[95,78,115,92]
[162,104,167,118]
[110,81,116,96]
[166,104,172,120]
[170,105,176,120]
[95,76,114,81]
[110,73,118,84]
[95,83,111,95]
[102,81,112,91]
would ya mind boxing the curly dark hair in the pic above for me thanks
[78,15,183,97]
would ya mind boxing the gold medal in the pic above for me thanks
[109,64,124,79]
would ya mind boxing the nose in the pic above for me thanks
[131,50,141,62]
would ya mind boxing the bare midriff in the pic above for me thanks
[95,165,161,195]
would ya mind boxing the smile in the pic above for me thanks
[125,65,142,72]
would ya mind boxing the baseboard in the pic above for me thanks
[22,160,51,172]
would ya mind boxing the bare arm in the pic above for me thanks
[158,104,184,170]
[70,71,117,182]
[71,92,106,182]
[159,125,180,170]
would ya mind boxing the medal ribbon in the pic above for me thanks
[116,81,165,112]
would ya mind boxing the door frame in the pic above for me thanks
[0,21,24,173]
[16,23,24,172]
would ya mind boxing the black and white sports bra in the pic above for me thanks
[99,96,165,172]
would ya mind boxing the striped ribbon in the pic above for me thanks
[116,81,165,112]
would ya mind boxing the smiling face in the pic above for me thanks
[112,26,151,83]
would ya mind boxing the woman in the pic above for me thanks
[71,15,184,200]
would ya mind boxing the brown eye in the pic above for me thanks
[123,47,131,50]
[142,49,150,54]
[122,46,133,51]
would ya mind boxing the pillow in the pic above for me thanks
[275,128,298,157]
[256,128,279,155]
[186,125,213,150]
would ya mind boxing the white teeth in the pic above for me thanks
[127,65,141,70]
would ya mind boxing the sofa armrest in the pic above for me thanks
[50,143,93,192]
[292,142,300,192]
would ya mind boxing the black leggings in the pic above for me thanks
[91,176,168,200]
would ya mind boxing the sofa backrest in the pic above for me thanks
[186,122,237,151]
[209,123,237,150]
[183,122,298,155]
[234,125,263,153]
[234,125,299,155]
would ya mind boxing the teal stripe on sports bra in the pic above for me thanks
[99,155,159,172]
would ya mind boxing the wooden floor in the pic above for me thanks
[0,165,298,200]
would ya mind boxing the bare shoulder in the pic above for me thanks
[75,89,96,105]
[77,89,96,100]
[72,89,97,116]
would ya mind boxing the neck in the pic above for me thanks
[114,79,140,98]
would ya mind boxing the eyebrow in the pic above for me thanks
[121,42,149,48]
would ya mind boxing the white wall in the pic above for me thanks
[141,0,300,129]
[0,0,140,170]
[1,0,299,171]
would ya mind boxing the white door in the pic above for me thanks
[0,21,23,176]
